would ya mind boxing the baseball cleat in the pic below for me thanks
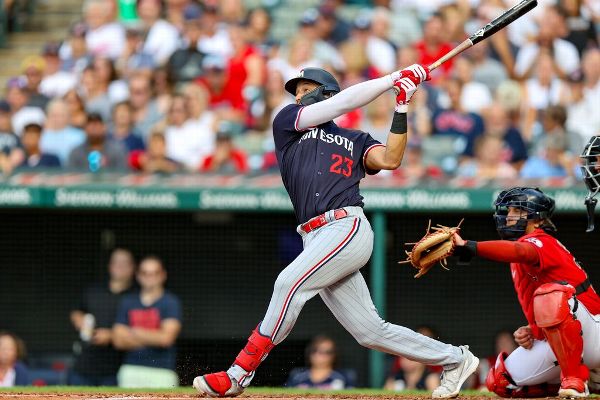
[432,345,479,398]
[193,371,244,398]
[558,378,589,398]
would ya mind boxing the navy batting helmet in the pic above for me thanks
[285,68,340,105]
[493,187,555,240]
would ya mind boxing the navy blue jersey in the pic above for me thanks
[273,104,383,223]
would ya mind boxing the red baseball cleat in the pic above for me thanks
[558,377,589,398]
[193,371,244,398]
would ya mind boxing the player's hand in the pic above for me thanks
[514,325,534,349]
[453,232,466,246]
[391,64,431,85]
[393,77,418,113]
[92,328,112,346]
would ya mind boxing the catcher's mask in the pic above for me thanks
[285,67,340,106]
[494,187,555,240]
[580,135,600,232]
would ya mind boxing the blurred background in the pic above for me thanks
[0,0,598,392]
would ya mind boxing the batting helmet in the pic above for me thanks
[285,68,340,105]
[493,187,556,240]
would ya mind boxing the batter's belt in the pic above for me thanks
[299,207,364,234]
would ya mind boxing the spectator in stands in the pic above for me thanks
[152,67,174,115]
[163,94,200,169]
[39,42,77,98]
[394,139,444,181]
[514,6,580,80]
[69,248,137,386]
[81,66,112,123]
[129,130,181,173]
[116,25,156,82]
[21,56,50,110]
[454,57,492,114]
[314,3,350,46]
[0,101,18,167]
[197,54,245,124]
[562,0,599,55]
[84,0,126,60]
[109,101,145,154]
[61,22,90,75]
[181,83,216,162]
[384,326,441,391]
[136,0,179,66]
[245,7,277,58]
[348,12,395,75]
[534,105,583,157]
[440,3,468,44]
[41,99,85,165]
[5,77,46,137]
[268,34,319,84]
[567,48,600,142]
[360,92,395,144]
[200,124,248,174]
[430,78,485,158]
[466,40,508,93]
[481,103,528,168]
[520,133,571,179]
[67,113,128,171]
[113,256,182,388]
[413,13,454,82]
[456,135,517,181]
[129,72,164,140]
[286,335,351,390]
[299,10,345,73]
[0,331,29,386]
[93,56,127,105]
[9,123,60,170]
[167,4,205,85]
[63,89,88,130]
[197,3,233,59]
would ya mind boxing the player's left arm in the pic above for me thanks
[365,74,422,171]
[453,232,540,264]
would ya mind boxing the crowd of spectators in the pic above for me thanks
[0,0,598,181]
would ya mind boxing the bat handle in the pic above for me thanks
[428,39,474,72]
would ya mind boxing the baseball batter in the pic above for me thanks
[452,187,600,398]
[193,65,478,398]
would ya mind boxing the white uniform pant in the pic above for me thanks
[505,299,600,387]
[228,207,464,387]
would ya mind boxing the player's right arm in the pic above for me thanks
[296,65,430,131]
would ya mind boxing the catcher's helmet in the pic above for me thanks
[285,68,340,105]
[580,136,600,232]
[494,187,555,240]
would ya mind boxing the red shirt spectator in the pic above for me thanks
[413,13,454,82]
[199,130,248,174]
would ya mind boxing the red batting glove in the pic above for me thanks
[393,76,418,113]
[391,64,431,85]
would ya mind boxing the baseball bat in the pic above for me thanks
[428,0,538,71]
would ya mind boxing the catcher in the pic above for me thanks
[426,187,600,398]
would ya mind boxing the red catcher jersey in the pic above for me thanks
[512,229,600,339]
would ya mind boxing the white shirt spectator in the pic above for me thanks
[524,78,566,110]
[86,22,126,60]
[568,82,600,142]
[461,81,493,113]
[515,39,580,78]
[366,36,396,74]
[198,25,233,59]
[12,107,46,136]
[143,20,180,66]
[0,367,15,387]
[166,114,216,169]
[40,71,77,98]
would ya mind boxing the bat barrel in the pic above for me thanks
[468,0,537,45]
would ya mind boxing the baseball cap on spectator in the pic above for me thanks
[69,21,88,37]
[0,101,10,113]
[202,54,227,71]
[318,4,336,19]
[42,42,61,57]
[353,13,371,30]
[183,3,202,21]
[300,8,319,26]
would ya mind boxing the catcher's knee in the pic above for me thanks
[486,353,558,398]
[533,283,575,328]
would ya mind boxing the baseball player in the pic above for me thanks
[193,65,479,398]
[580,136,600,232]
[452,187,600,398]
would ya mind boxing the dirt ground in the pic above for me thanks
[0,394,473,400]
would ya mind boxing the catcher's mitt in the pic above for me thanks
[399,219,463,278]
